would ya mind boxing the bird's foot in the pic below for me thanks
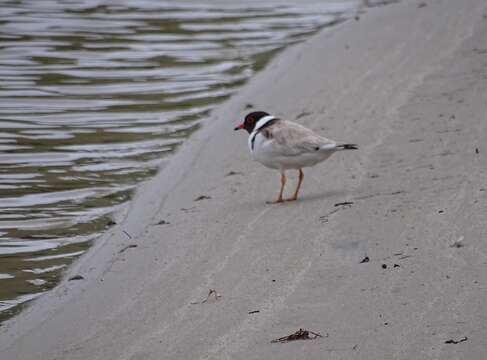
[266,198,285,205]
[285,197,298,202]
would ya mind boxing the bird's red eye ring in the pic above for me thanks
[246,116,254,124]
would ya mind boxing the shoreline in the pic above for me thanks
[2,1,487,359]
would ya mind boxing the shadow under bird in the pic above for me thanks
[234,111,357,203]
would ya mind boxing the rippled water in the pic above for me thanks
[0,0,357,322]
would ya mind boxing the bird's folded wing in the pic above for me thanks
[268,121,336,155]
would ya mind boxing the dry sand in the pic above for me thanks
[2,0,487,359]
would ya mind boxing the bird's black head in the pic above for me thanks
[234,111,270,134]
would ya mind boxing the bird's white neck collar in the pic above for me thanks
[254,115,276,132]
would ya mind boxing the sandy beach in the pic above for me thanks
[2,0,487,359]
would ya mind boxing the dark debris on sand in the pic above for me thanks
[445,336,468,344]
[271,328,324,343]
[194,195,211,201]
[69,275,84,281]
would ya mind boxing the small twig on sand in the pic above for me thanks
[445,336,468,344]
[271,328,323,343]
[122,230,132,239]
[68,275,84,281]
[191,289,222,304]
[194,195,211,201]
[119,244,137,253]
[334,201,354,207]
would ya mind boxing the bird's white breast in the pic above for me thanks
[249,132,281,169]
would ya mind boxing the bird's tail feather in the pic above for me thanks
[336,144,358,150]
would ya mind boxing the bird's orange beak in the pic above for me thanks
[234,123,244,131]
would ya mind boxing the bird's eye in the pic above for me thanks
[246,116,253,124]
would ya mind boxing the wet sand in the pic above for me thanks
[2,0,487,359]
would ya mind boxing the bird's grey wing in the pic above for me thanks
[267,121,336,155]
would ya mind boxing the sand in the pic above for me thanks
[2,0,487,359]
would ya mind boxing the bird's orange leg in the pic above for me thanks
[267,172,286,204]
[287,169,304,201]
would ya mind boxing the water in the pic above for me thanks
[0,0,357,323]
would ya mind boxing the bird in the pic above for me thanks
[234,111,357,203]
